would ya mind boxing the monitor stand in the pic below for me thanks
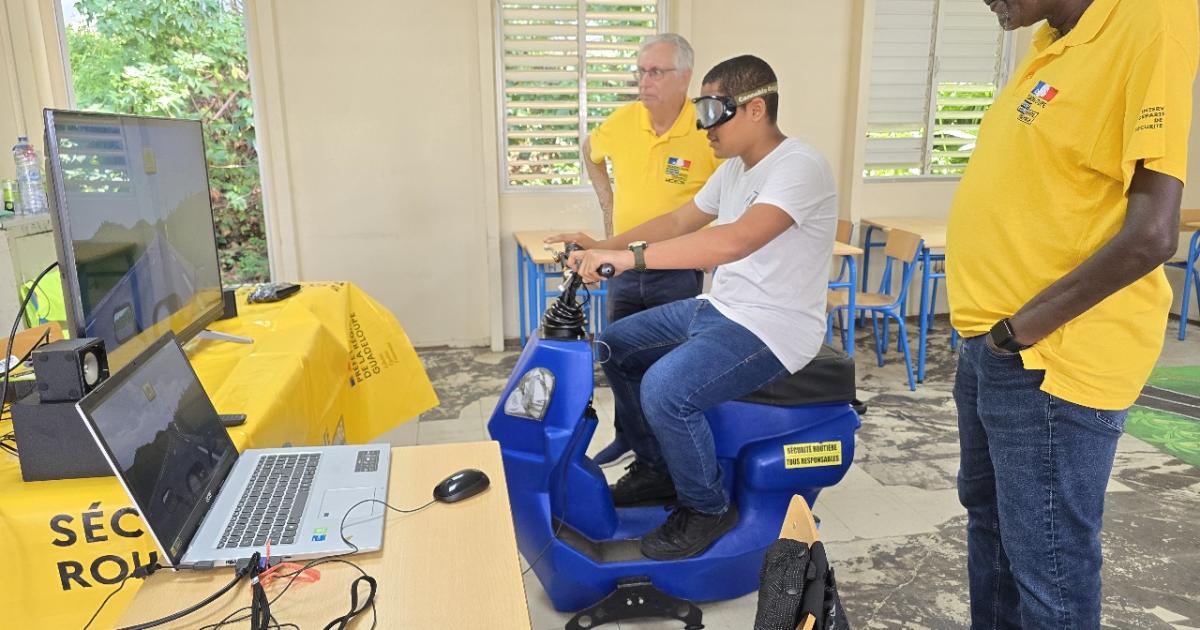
[195,329,253,344]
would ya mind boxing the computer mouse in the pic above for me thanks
[433,468,490,503]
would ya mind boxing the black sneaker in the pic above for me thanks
[609,460,677,506]
[640,504,739,560]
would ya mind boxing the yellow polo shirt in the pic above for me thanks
[947,0,1198,410]
[589,100,721,234]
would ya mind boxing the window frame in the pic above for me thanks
[493,0,668,193]
[864,0,1017,182]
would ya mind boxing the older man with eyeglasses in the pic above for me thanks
[548,33,721,467]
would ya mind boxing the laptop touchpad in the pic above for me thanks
[318,487,383,526]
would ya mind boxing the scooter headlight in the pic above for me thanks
[504,368,555,420]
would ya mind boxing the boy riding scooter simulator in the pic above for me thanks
[489,55,861,625]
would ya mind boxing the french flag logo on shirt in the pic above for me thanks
[665,156,692,184]
[1031,81,1059,102]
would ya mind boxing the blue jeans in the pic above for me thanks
[599,298,787,514]
[607,269,704,323]
[955,335,1127,630]
[605,269,704,450]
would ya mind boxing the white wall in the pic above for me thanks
[687,0,858,210]
[244,0,499,347]
[0,0,69,180]
[0,0,70,329]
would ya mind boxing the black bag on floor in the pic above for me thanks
[754,535,851,629]
[753,496,849,628]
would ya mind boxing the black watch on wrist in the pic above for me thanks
[988,318,1030,353]
[628,241,648,272]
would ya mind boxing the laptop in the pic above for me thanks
[75,332,391,569]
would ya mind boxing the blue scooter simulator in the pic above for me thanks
[488,252,860,628]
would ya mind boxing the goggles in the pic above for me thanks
[692,82,778,130]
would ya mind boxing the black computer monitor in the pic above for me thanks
[43,109,225,369]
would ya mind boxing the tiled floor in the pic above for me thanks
[378,319,1200,630]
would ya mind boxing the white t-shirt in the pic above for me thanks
[693,137,837,373]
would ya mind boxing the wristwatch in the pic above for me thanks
[988,318,1030,353]
[628,241,648,272]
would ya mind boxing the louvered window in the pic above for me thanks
[54,117,134,195]
[865,0,1014,178]
[497,0,664,188]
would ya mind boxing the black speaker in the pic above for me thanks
[1,378,36,403]
[10,392,112,481]
[32,338,109,402]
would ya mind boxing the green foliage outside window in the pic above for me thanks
[864,83,996,178]
[503,2,656,187]
[64,0,268,283]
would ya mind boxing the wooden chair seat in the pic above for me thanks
[827,289,894,310]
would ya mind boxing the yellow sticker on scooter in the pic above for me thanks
[783,441,842,469]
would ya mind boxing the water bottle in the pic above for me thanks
[12,136,48,214]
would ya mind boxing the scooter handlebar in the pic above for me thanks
[555,244,616,279]
[543,246,613,339]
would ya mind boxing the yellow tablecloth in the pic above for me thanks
[0,281,437,628]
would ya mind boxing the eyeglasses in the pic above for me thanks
[633,67,677,81]
[692,82,779,130]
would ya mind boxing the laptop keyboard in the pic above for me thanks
[218,453,321,548]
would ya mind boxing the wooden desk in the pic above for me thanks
[1179,207,1200,230]
[117,441,530,629]
[833,242,864,257]
[513,230,604,344]
[514,230,599,266]
[859,216,947,249]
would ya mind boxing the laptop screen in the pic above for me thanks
[76,333,238,565]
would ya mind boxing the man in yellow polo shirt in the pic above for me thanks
[947,0,1197,627]
[550,33,720,465]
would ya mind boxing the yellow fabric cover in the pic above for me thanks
[0,282,437,627]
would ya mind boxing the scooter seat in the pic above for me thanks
[736,345,855,407]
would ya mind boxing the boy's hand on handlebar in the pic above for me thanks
[544,232,598,250]
[567,249,633,283]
